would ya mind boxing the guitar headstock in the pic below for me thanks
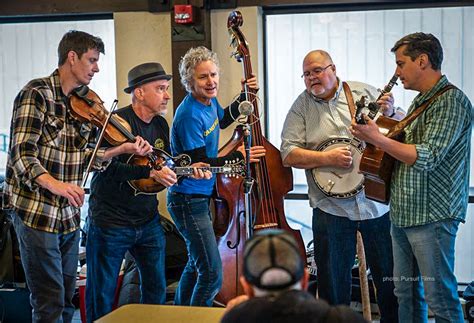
[228,11,249,62]
[355,95,368,124]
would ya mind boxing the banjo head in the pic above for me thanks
[312,138,364,198]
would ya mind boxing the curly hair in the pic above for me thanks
[57,30,105,66]
[391,32,443,70]
[179,46,220,93]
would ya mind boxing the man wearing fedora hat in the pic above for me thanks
[85,62,211,322]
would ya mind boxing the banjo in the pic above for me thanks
[311,75,399,198]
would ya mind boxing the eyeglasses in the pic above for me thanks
[301,64,333,79]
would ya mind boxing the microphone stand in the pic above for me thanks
[242,123,255,240]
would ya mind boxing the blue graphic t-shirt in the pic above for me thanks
[169,94,224,195]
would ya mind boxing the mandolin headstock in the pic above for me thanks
[227,11,249,62]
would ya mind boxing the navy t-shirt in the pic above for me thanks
[89,105,170,228]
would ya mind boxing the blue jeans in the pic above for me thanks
[167,191,222,306]
[391,220,464,323]
[12,212,79,323]
[85,216,166,322]
[313,209,398,323]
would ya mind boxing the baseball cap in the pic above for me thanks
[243,229,305,291]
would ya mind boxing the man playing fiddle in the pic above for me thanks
[2,30,147,323]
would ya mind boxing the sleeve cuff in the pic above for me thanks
[280,145,299,162]
[92,148,112,171]
[24,164,48,191]
[412,144,430,171]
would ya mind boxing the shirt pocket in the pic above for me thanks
[41,113,65,147]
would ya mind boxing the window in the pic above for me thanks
[266,6,474,283]
[0,18,116,172]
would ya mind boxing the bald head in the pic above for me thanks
[303,50,333,68]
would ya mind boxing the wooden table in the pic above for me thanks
[96,304,227,323]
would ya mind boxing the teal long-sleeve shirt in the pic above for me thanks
[391,75,473,227]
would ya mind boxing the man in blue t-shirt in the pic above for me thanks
[168,46,265,307]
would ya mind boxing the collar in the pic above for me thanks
[49,69,67,101]
[412,75,449,108]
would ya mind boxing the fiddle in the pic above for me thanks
[70,86,136,145]
[69,86,181,194]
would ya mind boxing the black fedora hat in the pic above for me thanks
[124,62,172,93]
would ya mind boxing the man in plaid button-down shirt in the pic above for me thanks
[3,30,153,323]
[352,32,472,323]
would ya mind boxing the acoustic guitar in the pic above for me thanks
[359,83,455,203]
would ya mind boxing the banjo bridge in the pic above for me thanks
[312,137,365,199]
[323,180,335,193]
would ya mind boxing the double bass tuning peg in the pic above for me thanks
[230,50,242,62]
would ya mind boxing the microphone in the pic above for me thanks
[238,100,254,116]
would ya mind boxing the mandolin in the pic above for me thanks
[127,149,245,196]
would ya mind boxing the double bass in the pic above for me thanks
[213,11,306,304]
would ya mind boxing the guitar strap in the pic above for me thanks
[344,81,456,140]
[342,82,356,120]
[386,84,456,138]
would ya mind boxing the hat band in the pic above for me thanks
[129,71,167,86]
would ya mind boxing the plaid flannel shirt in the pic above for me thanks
[3,70,109,233]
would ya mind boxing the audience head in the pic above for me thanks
[224,229,367,323]
[241,229,308,297]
